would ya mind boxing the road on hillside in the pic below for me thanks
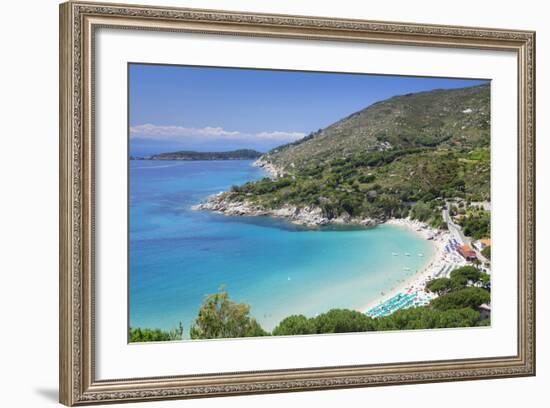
[442,208,469,245]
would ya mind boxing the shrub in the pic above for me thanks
[272,315,316,336]
[459,210,490,239]
[430,287,490,311]
[410,201,433,222]
[449,265,482,287]
[372,307,480,331]
[426,278,454,295]
[190,290,267,339]
[312,309,374,333]
[129,323,183,343]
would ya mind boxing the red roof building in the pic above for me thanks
[457,244,477,261]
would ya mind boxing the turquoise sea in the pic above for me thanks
[129,160,434,335]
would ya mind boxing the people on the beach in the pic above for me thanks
[364,217,479,317]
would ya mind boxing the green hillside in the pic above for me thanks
[265,83,490,170]
[219,84,491,225]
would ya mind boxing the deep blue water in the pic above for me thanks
[129,160,433,335]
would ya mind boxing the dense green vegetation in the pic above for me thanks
[222,85,490,223]
[130,265,490,342]
[129,323,183,343]
[481,245,491,259]
[272,314,317,336]
[426,277,456,296]
[457,207,491,239]
[426,266,490,295]
[311,309,375,334]
[228,147,489,223]
[189,289,268,339]
[144,149,263,161]
[430,287,490,311]
[267,84,490,169]
[372,306,481,330]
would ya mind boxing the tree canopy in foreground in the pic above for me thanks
[132,264,490,342]
[189,289,267,339]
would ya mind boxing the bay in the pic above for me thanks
[129,160,434,336]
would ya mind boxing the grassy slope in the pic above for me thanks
[226,84,491,223]
[264,83,490,169]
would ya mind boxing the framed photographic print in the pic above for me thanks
[59,1,536,405]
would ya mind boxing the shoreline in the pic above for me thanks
[192,159,465,318]
[193,158,380,227]
[194,188,462,317]
[192,192,379,227]
[252,157,283,178]
[359,218,463,316]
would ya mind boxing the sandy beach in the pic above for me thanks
[359,218,466,315]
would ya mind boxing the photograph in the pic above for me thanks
[128,64,492,342]
[56,1,536,404]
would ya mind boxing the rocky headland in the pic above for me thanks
[192,191,378,228]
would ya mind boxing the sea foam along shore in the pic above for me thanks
[360,218,464,315]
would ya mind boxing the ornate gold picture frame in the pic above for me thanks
[59,1,535,405]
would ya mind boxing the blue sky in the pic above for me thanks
[129,64,488,156]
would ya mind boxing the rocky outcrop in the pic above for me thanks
[194,158,381,227]
[193,192,379,228]
[252,158,285,178]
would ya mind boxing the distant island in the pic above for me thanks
[131,149,263,161]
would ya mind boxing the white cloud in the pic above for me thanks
[255,131,306,141]
[130,123,306,142]
[130,124,241,139]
